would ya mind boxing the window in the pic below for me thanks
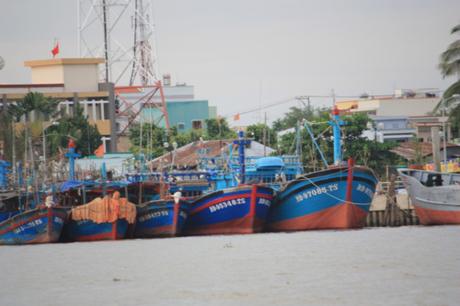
[192,120,203,130]
[177,122,185,130]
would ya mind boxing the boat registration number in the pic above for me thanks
[13,219,43,234]
[295,184,338,203]
[356,184,374,198]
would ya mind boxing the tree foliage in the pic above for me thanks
[205,118,236,139]
[438,23,460,138]
[46,105,102,157]
[246,123,277,148]
[273,107,401,177]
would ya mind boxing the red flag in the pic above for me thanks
[51,42,59,58]
[233,113,240,121]
[94,144,105,157]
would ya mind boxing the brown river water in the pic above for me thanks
[1,226,459,306]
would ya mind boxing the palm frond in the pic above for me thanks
[451,24,460,34]
[438,58,460,78]
[440,40,460,63]
[433,80,460,113]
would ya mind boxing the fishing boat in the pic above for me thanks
[184,132,276,235]
[268,107,378,231]
[398,168,460,225]
[0,206,68,245]
[134,193,189,238]
[268,161,378,230]
[185,184,274,235]
[63,191,136,242]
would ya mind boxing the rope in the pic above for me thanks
[291,169,372,206]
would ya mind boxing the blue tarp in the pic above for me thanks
[59,180,84,192]
[255,157,284,170]
[60,180,131,192]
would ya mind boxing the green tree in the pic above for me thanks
[46,105,102,157]
[205,118,236,139]
[246,123,277,148]
[128,122,167,158]
[275,109,400,177]
[272,106,329,131]
[7,92,59,164]
[437,24,460,137]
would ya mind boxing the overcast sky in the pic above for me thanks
[1,0,459,125]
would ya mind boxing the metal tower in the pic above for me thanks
[129,0,156,86]
[78,0,158,85]
[78,0,170,131]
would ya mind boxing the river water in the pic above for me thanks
[1,226,459,306]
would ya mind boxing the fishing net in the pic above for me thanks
[71,192,136,224]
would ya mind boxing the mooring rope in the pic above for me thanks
[293,169,372,206]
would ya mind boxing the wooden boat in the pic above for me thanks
[63,192,136,242]
[134,195,189,238]
[268,162,378,231]
[267,107,378,231]
[184,184,274,235]
[0,207,68,245]
[398,168,460,225]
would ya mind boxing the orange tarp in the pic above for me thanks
[71,192,136,224]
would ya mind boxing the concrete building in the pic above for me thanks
[337,89,440,117]
[0,58,118,152]
[362,116,416,143]
[339,89,451,144]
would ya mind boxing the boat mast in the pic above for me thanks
[330,106,343,165]
[65,139,81,181]
[234,131,251,184]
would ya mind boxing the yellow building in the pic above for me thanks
[0,58,117,152]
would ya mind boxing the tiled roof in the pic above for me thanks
[390,141,459,160]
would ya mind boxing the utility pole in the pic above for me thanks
[102,0,110,83]
[263,112,267,156]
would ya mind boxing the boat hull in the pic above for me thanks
[64,219,129,242]
[134,199,189,238]
[0,207,67,245]
[184,185,274,235]
[268,166,378,231]
[399,169,460,225]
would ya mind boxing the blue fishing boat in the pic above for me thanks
[185,184,274,235]
[0,207,68,245]
[268,162,378,230]
[184,131,276,235]
[134,195,189,238]
[268,107,378,231]
[63,192,136,242]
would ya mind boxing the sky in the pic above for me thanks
[0,0,459,126]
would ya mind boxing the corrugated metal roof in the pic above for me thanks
[390,141,459,160]
[150,140,275,168]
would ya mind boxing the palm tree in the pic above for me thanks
[438,24,460,101]
[436,24,460,138]
[8,92,59,164]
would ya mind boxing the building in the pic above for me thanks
[0,58,118,152]
[339,89,451,144]
[362,115,416,143]
[408,116,451,142]
[337,89,440,117]
[116,75,217,133]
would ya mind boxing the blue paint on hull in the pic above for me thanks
[64,218,129,241]
[134,200,189,237]
[0,207,67,245]
[268,166,378,229]
[185,185,274,235]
